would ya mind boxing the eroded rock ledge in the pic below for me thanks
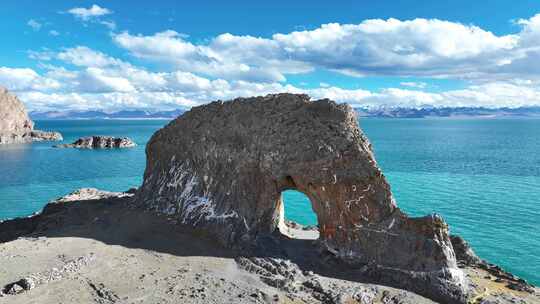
[54,136,136,149]
[0,87,62,145]
[134,93,463,302]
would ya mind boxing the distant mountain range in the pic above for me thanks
[30,106,540,120]
[355,106,540,118]
[30,109,186,120]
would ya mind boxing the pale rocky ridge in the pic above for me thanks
[0,87,62,144]
[0,94,538,304]
[54,136,136,149]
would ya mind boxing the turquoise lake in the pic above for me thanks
[0,118,538,285]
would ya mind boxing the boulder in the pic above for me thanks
[136,94,467,303]
[0,87,62,144]
[54,136,136,149]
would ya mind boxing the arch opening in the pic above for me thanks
[277,189,320,240]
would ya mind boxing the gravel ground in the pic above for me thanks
[0,190,537,304]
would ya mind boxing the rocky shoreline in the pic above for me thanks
[54,136,136,149]
[0,130,63,145]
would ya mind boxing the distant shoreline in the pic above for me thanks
[30,106,540,121]
[32,117,173,121]
[31,115,540,121]
[359,115,540,120]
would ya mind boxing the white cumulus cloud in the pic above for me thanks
[112,16,540,82]
[113,30,310,82]
[0,67,60,92]
[400,81,428,89]
[10,14,540,111]
[27,19,42,31]
[67,4,112,21]
[57,46,124,68]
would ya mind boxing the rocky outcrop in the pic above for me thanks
[0,188,134,243]
[0,87,34,134]
[135,94,467,303]
[29,130,63,142]
[450,235,481,266]
[54,136,136,149]
[0,87,62,144]
[450,235,536,294]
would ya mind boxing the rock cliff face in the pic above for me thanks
[0,87,34,133]
[136,94,467,303]
[0,87,62,144]
[54,136,136,149]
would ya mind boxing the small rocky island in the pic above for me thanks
[0,87,62,145]
[54,136,136,149]
[0,94,537,304]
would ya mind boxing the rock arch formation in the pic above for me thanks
[136,94,466,302]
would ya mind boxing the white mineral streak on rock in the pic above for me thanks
[166,162,188,189]
[168,172,238,225]
[179,175,197,201]
[388,218,396,229]
[277,199,289,237]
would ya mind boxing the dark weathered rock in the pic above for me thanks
[450,235,481,266]
[4,283,23,295]
[135,93,467,303]
[54,136,136,149]
[0,87,62,144]
[0,215,40,243]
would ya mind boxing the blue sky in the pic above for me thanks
[1,1,540,111]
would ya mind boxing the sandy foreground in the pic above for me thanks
[0,190,538,304]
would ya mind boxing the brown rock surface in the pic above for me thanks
[135,93,466,302]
